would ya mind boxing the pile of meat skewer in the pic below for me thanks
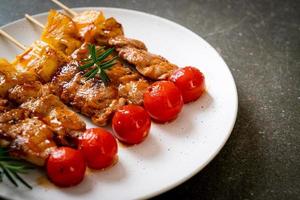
[0,9,177,167]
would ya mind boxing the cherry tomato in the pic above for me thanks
[46,147,86,187]
[169,66,205,103]
[143,81,183,123]
[78,128,118,169]
[112,105,151,144]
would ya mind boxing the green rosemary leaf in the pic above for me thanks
[11,172,32,189]
[86,67,99,80]
[2,167,18,187]
[83,67,98,78]
[5,164,28,172]
[0,148,33,189]
[4,160,34,173]
[0,171,3,182]
[101,62,117,70]
[95,48,115,63]
[79,45,117,82]
[88,44,97,62]
[99,68,110,85]
[79,62,95,70]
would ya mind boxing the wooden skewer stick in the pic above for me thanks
[51,0,77,17]
[0,29,26,50]
[25,14,45,29]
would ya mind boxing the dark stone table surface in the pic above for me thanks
[0,0,299,199]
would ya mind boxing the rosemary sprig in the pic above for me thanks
[79,44,118,85]
[0,148,33,189]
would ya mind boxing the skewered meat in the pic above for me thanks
[0,40,67,97]
[42,10,82,56]
[8,81,50,104]
[2,9,174,131]
[49,59,125,126]
[118,79,150,105]
[93,17,124,45]
[13,40,68,83]
[72,10,105,42]
[108,36,147,50]
[0,94,86,166]
[0,59,17,98]
[0,58,36,98]
[0,98,12,113]
[48,44,150,126]
[0,8,183,168]
[0,108,57,166]
[109,36,177,80]
[8,118,57,166]
[43,10,123,49]
[20,94,86,145]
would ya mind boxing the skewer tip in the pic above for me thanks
[50,0,78,17]
[25,14,45,29]
[0,29,26,50]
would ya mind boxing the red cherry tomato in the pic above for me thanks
[143,81,183,123]
[46,147,86,187]
[112,105,151,144]
[169,66,205,103]
[78,128,118,169]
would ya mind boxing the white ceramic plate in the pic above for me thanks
[0,7,238,200]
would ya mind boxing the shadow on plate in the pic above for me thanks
[93,161,127,183]
[125,134,162,159]
[155,92,213,138]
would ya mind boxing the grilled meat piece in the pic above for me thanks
[20,94,86,145]
[93,17,124,45]
[0,59,18,98]
[13,40,68,83]
[49,44,151,126]
[0,58,36,98]
[0,94,86,166]
[0,39,68,98]
[50,60,126,126]
[117,46,177,80]
[109,36,177,80]
[8,81,51,104]
[0,98,13,113]
[42,10,82,56]
[42,10,123,51]
[108,36,147,50]
[0,108,57,166]
[9,118,57,166]
[118,79,149,105]
[73,10,105,42]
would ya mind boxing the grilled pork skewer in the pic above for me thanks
[0,28,146,126]
[49,46,150,125]
[0,40,68,99]
[26,9,123,55]
[108,36,178,80]
[0,107,57,166]
[0,94,86,166]
[24,12,151,125]
[4,7,176,127]
[27,8,177,80]
[0,35,86,166]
